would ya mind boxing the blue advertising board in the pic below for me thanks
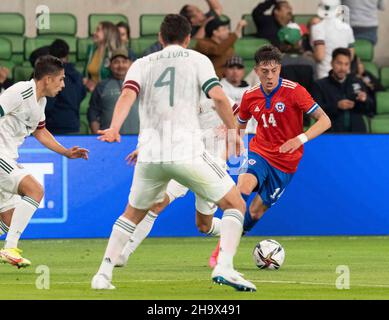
[8,134,389,239]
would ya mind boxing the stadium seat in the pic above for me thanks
[76,37,94,67]
[293,14,316,26]
[0,13,25,65]
[355,39,374,62]
[140,14,165,37]
[0,37,15,74]
[37,13,77,36]
[369,92,389,133]
[242,14,257,38]
[131,37,158,57]
[380,67,389,90]
[13,65,33,82]
[376,91,389,114]
[235,38,270,60]
[364,62,379,79]
[88,14,128,36]
[370,115,389,133]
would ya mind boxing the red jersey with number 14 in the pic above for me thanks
[238,78,319,173]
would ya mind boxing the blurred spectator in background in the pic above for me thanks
[84,21,122,92]
[180,0,223,39]
[312,48,373,133]
[144,1,224,56]
[116,21,137,61]
[220,56,257,133]
[29,46,50,68]
[341,0,386,45]
[278,26,316,85]
[355,56,384,112]
[195,18,246,78]
[252,0,293,46]
[44,39,86,135]
[88,48,139,135]
[311,0,355,79]
[220,56,250,104]
[0,66,13,95]
[302,16,321,53]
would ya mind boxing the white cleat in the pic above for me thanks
[212,265,257,292]
[114,254,127,268]
[91,274,116,290]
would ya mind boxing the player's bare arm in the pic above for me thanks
[209,86,244,156]
[126,149,139,166]
[98,88,137,143]
[33,127,89,160]
[279,107,331,154]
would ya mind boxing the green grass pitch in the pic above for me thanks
[0,236,388,300]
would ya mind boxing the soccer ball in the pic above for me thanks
[252,239,285,270]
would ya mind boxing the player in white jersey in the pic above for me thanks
[113,95,239,268]
[92,14,256,292]
[0,55,89,268]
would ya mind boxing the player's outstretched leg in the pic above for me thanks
[211,186,256,292]
[0,176,43,268]
[92,204,148,290]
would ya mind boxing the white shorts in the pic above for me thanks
[128,151,234,210]
[0,156,27,212]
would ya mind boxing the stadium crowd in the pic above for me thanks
[0,0,387,134]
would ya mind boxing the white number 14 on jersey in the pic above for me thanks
[261,113,277,128]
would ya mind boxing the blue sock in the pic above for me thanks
[241,193,258,232]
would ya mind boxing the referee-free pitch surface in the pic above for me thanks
[0,236,388,300]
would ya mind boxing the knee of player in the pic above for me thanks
[33,186,44,203]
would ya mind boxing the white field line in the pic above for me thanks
[0,279,388,289]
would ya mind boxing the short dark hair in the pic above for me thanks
[49,39,69,59]
[255,45,283,65]
[117,21,130,38]
[179,5,192,24]
[332,47,352,61]
[33,55,64,80]
[160,14,192,44]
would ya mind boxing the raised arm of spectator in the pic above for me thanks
[206,0,223,16]
[252,0,276,22]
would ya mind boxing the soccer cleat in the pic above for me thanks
[212,264,257,292]
[91,274,116,290]
[114,254,127,268]
[208,240,220,269]
[0,248,31,268]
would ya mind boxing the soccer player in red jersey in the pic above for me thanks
[209,45,331,268]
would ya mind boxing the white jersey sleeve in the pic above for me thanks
[0,83,24,116]
[122,59,143,95]
[196,54,221,98]
[310,23,325,46]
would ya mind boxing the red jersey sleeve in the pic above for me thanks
[294,84,319,115]
[237,92,251,124]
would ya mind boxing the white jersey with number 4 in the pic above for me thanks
[0,79,46,160]
[123,44,221,163]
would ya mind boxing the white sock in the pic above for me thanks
[97,216,136,280]
[206,217,221,237]
[5,196,39,248]
[0,220,9,236]
[121,211,158,260]
[217,209,244,269]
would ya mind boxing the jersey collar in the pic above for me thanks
[260,77,282,109]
